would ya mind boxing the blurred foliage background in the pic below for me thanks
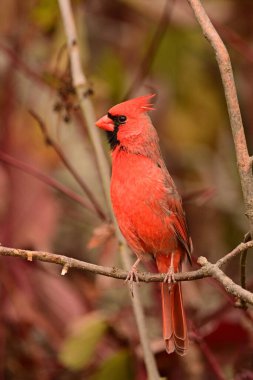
[0,0,253,379]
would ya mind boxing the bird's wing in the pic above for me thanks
[169,205,192,264]
[163,180,192,264]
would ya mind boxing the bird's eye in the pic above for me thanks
[118,115,127,124]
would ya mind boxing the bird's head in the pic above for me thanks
[96,94,156,150]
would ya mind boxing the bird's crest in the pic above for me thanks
[109,94,156,116]
[135,93,156,111]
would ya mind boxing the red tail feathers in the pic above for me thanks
[156,252,188,355]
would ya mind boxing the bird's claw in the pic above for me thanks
[125,268,139,284]
[125,266,139,297]
[164,267,176,286]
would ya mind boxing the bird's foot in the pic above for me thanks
[125,258,141,297]
[125,266,139,284]
[164,267,176,286]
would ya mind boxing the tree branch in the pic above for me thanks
[1,240,253,304]
[216,240,253,267]
[186,0,253,234]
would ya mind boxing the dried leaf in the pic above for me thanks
[87,223,115,249]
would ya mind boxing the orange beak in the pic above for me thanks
[96,115,114,132]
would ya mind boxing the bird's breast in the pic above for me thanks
[110,150,177,254]
[111,151,164,212]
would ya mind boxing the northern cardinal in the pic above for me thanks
[96,94,192,355]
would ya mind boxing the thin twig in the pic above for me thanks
[216,240,253,267]
[0,151,96,213]
[186,0,253,235]
[236,232,251,309]
[57,1,160,378]
[30,110,106,221]
[240,251,248,291]
[241,232,251,290]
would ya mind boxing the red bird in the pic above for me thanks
[96,94,192,355]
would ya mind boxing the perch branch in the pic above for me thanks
[1,240,253,304]
[58,1,160,379]
[186,0,253,235]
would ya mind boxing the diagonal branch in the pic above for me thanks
[216,240,253,267]
[197,256,253,305]
[186,0,253,235]
[29,110,106,221]
[0,151,95,213]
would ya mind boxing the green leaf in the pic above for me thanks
[91,350,134,380]
[59,313,108,370]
